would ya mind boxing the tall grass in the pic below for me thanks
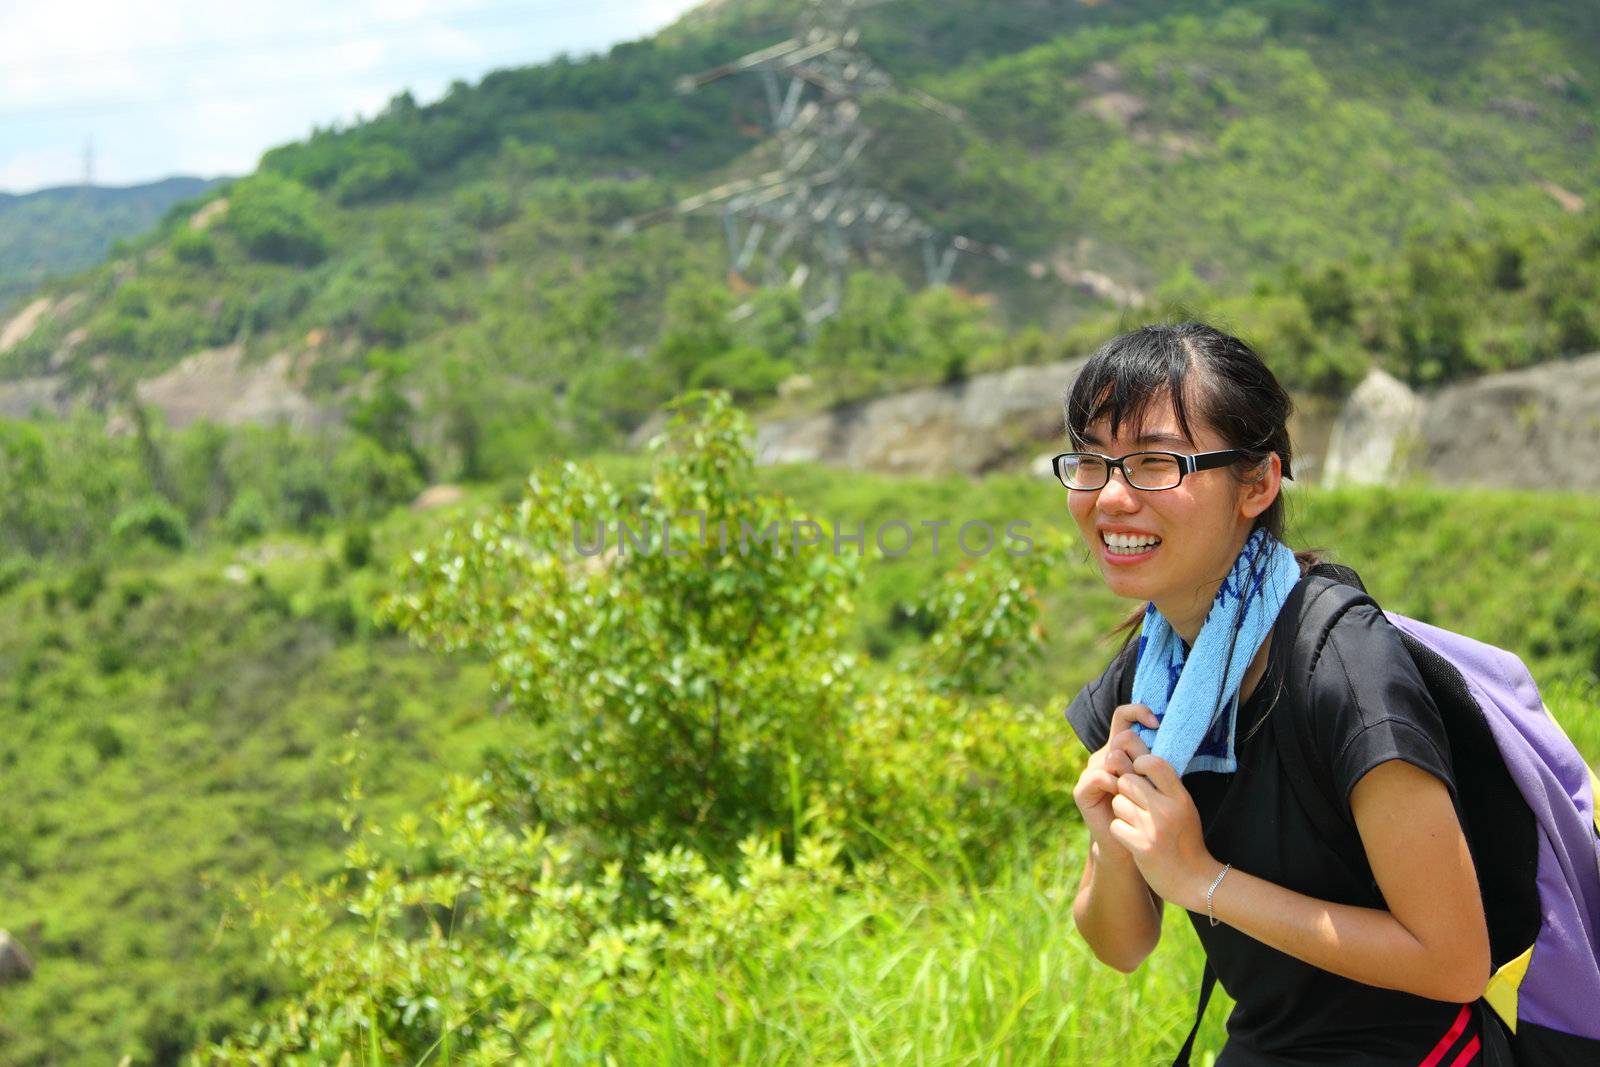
[546,828,1228,1067]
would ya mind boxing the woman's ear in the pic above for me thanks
[1238,452,1282,521]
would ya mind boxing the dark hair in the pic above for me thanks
[1062,321,1326,646]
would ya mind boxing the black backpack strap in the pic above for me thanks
[1146,562,1374,1067]
[1272,570,1381,866]
[1171,961,1218,1066]
[1116,640,1135,706]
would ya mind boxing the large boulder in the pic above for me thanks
[1417,350,1600,491]
[753,358,1089,476]
[129,342,335,432]
[0,930,34,985]
[1322,369,1423,486]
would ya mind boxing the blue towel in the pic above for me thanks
[1129,527,1302,776]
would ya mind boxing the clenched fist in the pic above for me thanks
[1072,702,1160,851]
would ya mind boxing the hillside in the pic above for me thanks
[0,177,223,316]
[2,5,1600,1060]
[2,442,1598,1063]
[0,0,1596,477]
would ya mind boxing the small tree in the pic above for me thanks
[226,172,330,266]
[382,390,861,857]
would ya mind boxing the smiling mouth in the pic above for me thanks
[1101,533,1162,556]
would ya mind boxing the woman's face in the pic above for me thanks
[1066,389,1271,634]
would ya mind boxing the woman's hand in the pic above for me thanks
[1072,703,1160,849]
[1107,753,1220,912]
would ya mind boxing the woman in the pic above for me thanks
[1061,323,1494,1066]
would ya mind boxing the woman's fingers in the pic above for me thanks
[1110,702,1160,736]
[1110,792,1146,828]
[1131,754,1184,797]
[1109,727,1150,760]
[1095,708,1158,782]
[1075,767,1120,800]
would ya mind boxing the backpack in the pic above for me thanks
[1121,562,1600,1066]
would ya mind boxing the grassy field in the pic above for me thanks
[2,452,1597,1064]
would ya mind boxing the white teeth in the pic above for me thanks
[1103,532,1161,552]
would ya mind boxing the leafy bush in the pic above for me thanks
[64,560,106,610]
[382,390,864,854]
[199,389,1083,1060]
[225,173,330,266]
[169,227,217,267]
[330,142,421,205]
[687,344,793,401]
[222,488,270,543]
[452,181,518,229]
[340,524,374,570]
[205,777,873,1063]
[110,497,190,550]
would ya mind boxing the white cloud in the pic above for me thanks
[0,0,709,192]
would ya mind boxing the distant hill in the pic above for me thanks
[2,0,1597,471]
[0,176,225,313]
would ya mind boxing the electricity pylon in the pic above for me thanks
[619,0,1007,327]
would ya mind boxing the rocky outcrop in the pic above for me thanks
[411,484,465,511]
[0,375,72,419]
[1322,369,1424,486]
[753,359,1090,476]
[0,296,52,353]
[1417,351,1600,491]
[130,343,335,431]
[0,930,34,985]
[1321,353,1600,489]
[745,350,1600,492]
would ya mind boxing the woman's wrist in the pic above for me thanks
[1090,834,1139,872]
[1184,855,1229,915]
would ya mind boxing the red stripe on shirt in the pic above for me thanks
[1418,1004,1472,1067]
[1447,1035,1481,1067]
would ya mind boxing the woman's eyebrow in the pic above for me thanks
[1078,430,1191,448]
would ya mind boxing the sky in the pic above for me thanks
[0,0,709,194]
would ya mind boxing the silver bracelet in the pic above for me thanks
[1205,863,1232,927]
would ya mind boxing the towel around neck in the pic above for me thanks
[1128,527,1303,776]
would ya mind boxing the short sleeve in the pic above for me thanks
[1307,601,1457,817]
[1064,641,1137,753]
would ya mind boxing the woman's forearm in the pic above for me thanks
[1196,861,1487,1003]
[1073,838,1163,973]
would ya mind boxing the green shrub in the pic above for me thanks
[0,555,32,596]
[330,143,420,205]
[686,344,793,401]
[225,173,330,265]
[110,498,190,550]
[222,489,270,543]
[200,390,1084,1062]
[339,524,374,570]
[170,227,217,267]
[452,182,518,229]
[64,560,107,609]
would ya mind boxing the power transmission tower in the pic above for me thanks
[620,0,1007,327]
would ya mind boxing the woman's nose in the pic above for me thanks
[1097,467,1142,511]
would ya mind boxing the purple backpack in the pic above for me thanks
[1272,565,1600,1063]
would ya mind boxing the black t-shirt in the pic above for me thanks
[1065,590,1484,1066]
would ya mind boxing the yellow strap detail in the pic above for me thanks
[1483,943,1534,1033]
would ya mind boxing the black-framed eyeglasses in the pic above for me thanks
[1051,449,1249,491]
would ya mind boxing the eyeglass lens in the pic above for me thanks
[1059,453,1183,490]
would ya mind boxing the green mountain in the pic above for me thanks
[2,4,1600,1061]
[3,0,1598,469]
[0,177,224,315]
